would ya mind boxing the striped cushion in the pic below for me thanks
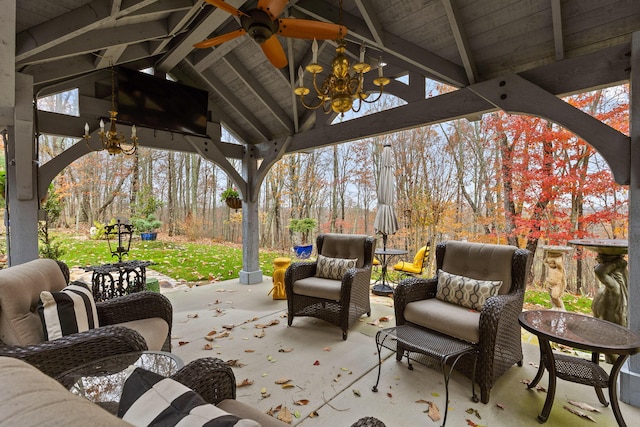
[118,368,260,426]
[38,283,99,341]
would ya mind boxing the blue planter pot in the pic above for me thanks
[140,232,157,241]
[294,244,313,259]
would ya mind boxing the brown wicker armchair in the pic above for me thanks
[0,259,172,378]
[285,233,376,340]
[394,241,532,403]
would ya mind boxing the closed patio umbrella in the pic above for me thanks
[372,143,400,295]
[374,143,399,250]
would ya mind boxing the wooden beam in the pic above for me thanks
[223,53,294,133]
[442,0,478,84]
[551,0,564,61]
[354,0,385,46]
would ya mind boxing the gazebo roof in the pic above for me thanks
[16,1,639,174]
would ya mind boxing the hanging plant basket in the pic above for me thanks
[225,197,242,210]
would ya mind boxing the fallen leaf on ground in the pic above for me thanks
[226,359,245,368]
[281,383,295,389]
[535,385,547,393]
[216,331,230,338]
[203,343,213,350]
[254,330,265,338]
[353,389,361,397]
[260,387,267,394]
[313,360,320,365]
[496,403,505,410]
[222,324,234,330]
[187,314,199,318]
[245,349,255,353]
[178,341,189,346]
[206,329,217,336]
[466,420,479,427]
[387,392,393,398]
[308,411,319,418]
[204,335,214,342]
[563,405,596,422]
[236,378,253,387]
[323,347,332,352]
[294,399,309,406]
[568,401,601,413]
[277,406,292,424]
[466,408,481,419]
[275,378,291,384]
[424,401,441,422]
[278,348,293,353]
[266,405,282,417]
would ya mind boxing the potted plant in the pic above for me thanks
[289,218,317,259]
[221,187,241,210]
[132,214,162,241]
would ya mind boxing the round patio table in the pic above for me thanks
[519,310,640,426]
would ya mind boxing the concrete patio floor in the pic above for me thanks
[163,278,640,426]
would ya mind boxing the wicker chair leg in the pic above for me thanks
[480,386,490,404]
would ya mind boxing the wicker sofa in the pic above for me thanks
[0,258,172,378]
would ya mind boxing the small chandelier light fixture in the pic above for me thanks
[294,0,389,115]
[83,65,138,155]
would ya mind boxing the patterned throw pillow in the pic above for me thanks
[435,270,502,311]
[38,283,99,341]
[315,254,358,280]
[118,367,260,426]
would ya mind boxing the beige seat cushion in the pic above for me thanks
[115,317,169,351]
[0,357,130,427]
[293,276,342,300]
[218,398,288,426]
[0,259,68,345]
[404,298,480,344]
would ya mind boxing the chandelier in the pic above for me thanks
[83,65,138,155]
[294,0,389,115]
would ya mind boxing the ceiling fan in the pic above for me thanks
[194,0,347,68]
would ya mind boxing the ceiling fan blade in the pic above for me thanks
[194,28,246,49]
[205,0,246,17]
[257,0,288,20]
[261,35,288,68]
[277,19,347,40]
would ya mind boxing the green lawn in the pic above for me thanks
[58,235,284,283]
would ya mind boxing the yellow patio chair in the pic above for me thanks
[392,243,430,277]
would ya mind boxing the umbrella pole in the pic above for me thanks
[382,234,388,251]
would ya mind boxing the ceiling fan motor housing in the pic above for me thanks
[241,9,279,44]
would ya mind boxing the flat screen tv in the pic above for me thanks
[116,67,208,136]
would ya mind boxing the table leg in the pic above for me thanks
[372,331,384,393]
[608,354,629,427]
[528,350,546,389]
[592,352,609,406]
[538,339,557,423]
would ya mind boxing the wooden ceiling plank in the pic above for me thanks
[94,46,129,69]
[294,0,468,87]
[442,0,478,84]
[223,53,293,134]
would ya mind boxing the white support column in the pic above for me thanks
[6,73,39,265]
[239,145,263,285]
[621,31,640,406]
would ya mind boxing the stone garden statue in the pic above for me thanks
[543,250,568,310]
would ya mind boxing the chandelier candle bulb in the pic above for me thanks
[312,38,318,63]
[360,42,365,63]
[131,125,136,138]
[298,67,304,86]
[99,119,105,132]
[84,123,89,137]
